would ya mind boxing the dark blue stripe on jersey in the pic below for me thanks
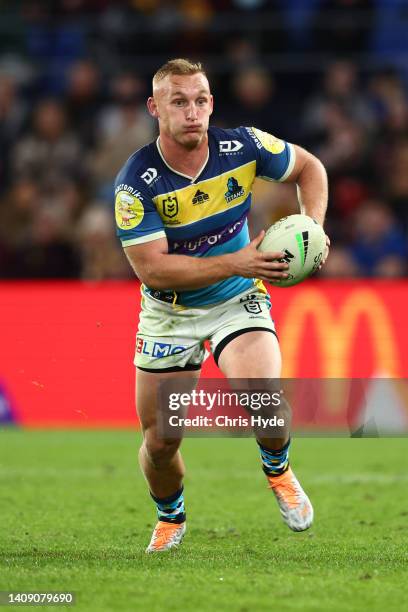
[169,209,248,256]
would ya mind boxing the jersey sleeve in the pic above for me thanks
[114,172,166,248]
[243,126,296,182]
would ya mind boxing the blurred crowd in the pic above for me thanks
[0,0,407,280]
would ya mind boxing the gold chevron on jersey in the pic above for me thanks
[152,160,256,227]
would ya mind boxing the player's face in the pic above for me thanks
[149,73,213,149]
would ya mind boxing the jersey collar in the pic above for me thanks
[156,137,209,183]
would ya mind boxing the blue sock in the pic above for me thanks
[150,487,186,524]
[258,439,290,477]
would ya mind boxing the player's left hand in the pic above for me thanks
[318,235,330,270]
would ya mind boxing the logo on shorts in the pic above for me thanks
[162,195,179,218]
[136,337,144,353]
[152,342,186,358]
[240,294,262,314]
[243,302,262,314]
[192,189,209,205]
[136,337,187,357]
[225,177,244,203]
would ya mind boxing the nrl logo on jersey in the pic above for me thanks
[162,195,179,218]
[192,189,209,205]
[219,140,244,155]
[141,167,159,185]
[225,177,244,203]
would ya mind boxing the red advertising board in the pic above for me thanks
[0,281,407,427]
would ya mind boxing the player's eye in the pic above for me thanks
[173,99,186,107]
[197,98,207,105]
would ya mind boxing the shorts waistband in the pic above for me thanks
[142,283,268,312]
[143,287,177,305]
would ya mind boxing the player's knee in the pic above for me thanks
[143,435,180,468]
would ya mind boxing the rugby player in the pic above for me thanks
[114,59,329,552]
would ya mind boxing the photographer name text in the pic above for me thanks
[168,415,285,428]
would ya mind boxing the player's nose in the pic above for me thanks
[186,103,199,120]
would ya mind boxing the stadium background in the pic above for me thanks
[1,4,408,612]
[0,0,408,428]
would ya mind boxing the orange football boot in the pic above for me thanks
[146,521,186,553]
[268,467,313,532]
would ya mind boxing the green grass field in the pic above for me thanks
[1,431,407,611]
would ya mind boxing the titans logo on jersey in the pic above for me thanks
[114,126,296,306]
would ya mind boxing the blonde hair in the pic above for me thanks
[152,58,206,88]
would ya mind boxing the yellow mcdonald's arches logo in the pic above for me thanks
[280,288,400,378]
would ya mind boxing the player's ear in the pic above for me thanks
[147,96,159,118]
[209,94,214,116]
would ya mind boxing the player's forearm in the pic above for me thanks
[296,155,328,226]
[136,252,237,291]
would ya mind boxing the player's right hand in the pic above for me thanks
[230,231,289,282]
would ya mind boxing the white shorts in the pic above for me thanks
[135,286,277,372]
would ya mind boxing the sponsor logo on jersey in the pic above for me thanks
[192,189,210,205]
[219,140,243,154]
[225,177,245,203]
[246,127,262,149]
[141,168,158,185]
[162,195,179,218]
[171,217,246,254]
[251,127,285,154]
[114,184,143,198]
[115,191,144,230]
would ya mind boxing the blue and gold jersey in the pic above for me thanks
[114,126,295,306]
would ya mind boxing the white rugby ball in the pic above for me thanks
[258,214,326,287]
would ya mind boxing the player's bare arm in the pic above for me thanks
[285,144,330,264]
[124,233,289,290]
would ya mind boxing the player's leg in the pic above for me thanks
[210,290,286,449]
[137,367,200,497]
[210,291,313,532]
[136,367,201,552]
[134,291,206,551]
[217,329,286,449]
